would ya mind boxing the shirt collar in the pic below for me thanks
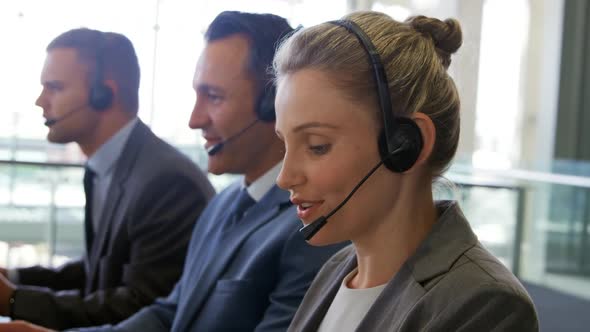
[87,118,139,177]
[243,161,283,202]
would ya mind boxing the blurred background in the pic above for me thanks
[1,0,589,330]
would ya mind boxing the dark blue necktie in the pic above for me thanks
[229,188,256,225]
[83,166,95,251]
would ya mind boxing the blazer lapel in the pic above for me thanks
[357,264,426,331]
[86,122,146,292]
[358,201,479,331]
[174,185,291,332]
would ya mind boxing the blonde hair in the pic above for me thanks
[274,11,462,177]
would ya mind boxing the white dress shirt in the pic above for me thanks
[243,162,283,203]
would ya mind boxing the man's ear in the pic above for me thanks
[410,112,436,168]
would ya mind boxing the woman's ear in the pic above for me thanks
[409,112,436,169]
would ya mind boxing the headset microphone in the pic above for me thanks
[44,104,88,127]
[207,119,259,156]
[299,143,408,241]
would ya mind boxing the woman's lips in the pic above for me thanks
[293,200,324,222]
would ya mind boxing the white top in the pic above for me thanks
[317,268,387,332]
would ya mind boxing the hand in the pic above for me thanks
[0,268,7,278]
[0,321,55,332]
[0,273,15,316]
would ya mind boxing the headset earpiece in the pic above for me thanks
[378,117,424,173]
[89,83,113,111]
[256,85,276,122]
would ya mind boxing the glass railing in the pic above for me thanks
[447,163,590,301]
[0,157,235,270]
[2,159,590,302]
[0,160,85,268]
[436,175,525,275]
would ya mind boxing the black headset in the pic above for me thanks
[248,19,297,123]
[88,32,114,111]
[329,20,423,173]
[255,82,276,122]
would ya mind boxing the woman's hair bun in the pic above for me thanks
[407,15,462,68]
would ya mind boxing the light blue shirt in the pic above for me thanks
[8,118,139,283]
[86,118,139,231]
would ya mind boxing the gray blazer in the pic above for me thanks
[288,201,539,332]
[12,121,215,330]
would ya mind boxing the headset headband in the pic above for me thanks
[328,20,397,154]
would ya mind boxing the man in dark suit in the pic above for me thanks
[0,28,215,330]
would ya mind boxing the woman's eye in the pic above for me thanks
[309,144,331,155]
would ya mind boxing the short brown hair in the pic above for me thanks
[47,28,141,113]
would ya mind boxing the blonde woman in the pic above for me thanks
[273,11,539,331]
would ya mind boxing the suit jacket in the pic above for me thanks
[78,182,347,332]
[12,121,215,330]
[288,201,539,332]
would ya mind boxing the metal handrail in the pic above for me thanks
[0,159,83,168]
[450,164,590,188]
[5,159,590,187]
